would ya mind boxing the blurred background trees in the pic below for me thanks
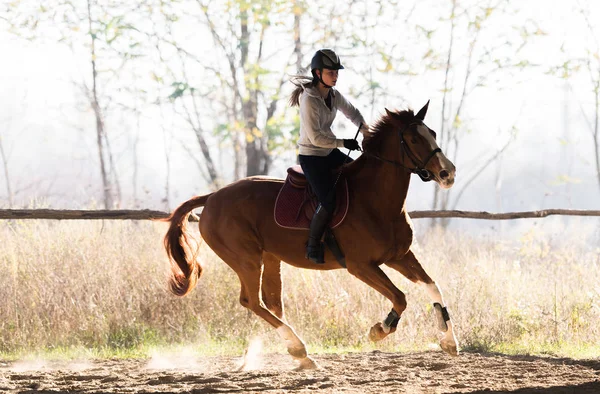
[0,0,598,214]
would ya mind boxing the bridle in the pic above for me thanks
[365,122,442,182]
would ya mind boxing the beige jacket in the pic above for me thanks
[297,85,365,156]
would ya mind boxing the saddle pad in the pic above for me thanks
[274,176,349,230]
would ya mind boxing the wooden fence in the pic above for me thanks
[0,209,599,221]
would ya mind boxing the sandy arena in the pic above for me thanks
[1,350,599,393]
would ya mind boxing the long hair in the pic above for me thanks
[289,69,319,107]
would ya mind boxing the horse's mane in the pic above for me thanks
[341,108,415,175]
[362,109,415,154]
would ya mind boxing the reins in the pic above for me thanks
[332,123,363,188]
[333,120,443,187]
[363,122,441,182]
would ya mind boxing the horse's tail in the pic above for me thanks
[162,194,212,297]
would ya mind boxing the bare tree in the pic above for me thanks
[148,0,300,184]
[547,3,600,195]
[414,1,534,222]
[201,0,295,177]
[86,0,113,208]
[0,72,21,208]
[578,5,600,193]
[0,132,13,208]
[7,0,149,208]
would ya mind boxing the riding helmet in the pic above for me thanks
[311,49,344,70]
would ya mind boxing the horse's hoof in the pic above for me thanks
[294,357,319,371]
[440,338,459,357]
[368,322,387,342]
[287,346,308,359]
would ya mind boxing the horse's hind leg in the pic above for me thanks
[385,250,459,356]
[261,252,284,319]
[230,251,317,370]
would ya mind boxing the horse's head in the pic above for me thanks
[365,101,456,189]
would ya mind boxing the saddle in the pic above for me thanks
[274,165,349,230]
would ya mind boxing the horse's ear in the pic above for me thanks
[416,100,430,120]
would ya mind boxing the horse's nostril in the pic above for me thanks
[440,170,449,179]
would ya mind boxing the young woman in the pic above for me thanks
[289,49,369,264]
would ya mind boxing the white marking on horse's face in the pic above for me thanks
[415,124,456,189]
[415,124,439,152]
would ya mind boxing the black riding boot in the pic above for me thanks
[306,204,331,264]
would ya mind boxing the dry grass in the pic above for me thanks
[0,219,598,358]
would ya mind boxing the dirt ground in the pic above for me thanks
[1,350,599,393]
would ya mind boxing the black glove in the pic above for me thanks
[343,139,360,151]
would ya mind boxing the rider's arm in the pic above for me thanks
[335,91,367,132]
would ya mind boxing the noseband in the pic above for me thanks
[366,122,442,182]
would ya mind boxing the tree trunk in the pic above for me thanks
[161,119,171,211]
[233,113,243,181]
[294,2,302,72]
[240,7,267,177]
[244,112,263,176]
[593,78,600,194]
[132,108,140,208]
[0,136,13,208]
[433,0,457,219]
[191,124,220,187]
[87,0,112,209]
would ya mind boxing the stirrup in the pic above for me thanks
[305,242,325,264]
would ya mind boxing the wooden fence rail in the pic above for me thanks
[0,209,598,221]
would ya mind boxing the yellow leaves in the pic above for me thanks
[266,116,277,128]
[292,5,304,16]
[245,127,262,142]
[237,0,251,13]
[150,72,162,83]
[549,175,582,186]
[555,61,581,79]
[233,120,243,130]
[452,114,462,129]
[422,49,434,60]
[378,51,393,73]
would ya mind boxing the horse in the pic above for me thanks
[163,101,459,370]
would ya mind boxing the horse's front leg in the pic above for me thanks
[385,250,459,356]
[345,262,407,342]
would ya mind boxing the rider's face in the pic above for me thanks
[318,69,338,87]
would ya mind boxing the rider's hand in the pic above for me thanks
[343,139,360,151]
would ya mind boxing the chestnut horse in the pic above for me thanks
[163,101,459,369]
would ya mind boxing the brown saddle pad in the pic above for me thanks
[274,165,349,230]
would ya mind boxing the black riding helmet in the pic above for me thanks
[311,49,344,71]
[311,49,344,89]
